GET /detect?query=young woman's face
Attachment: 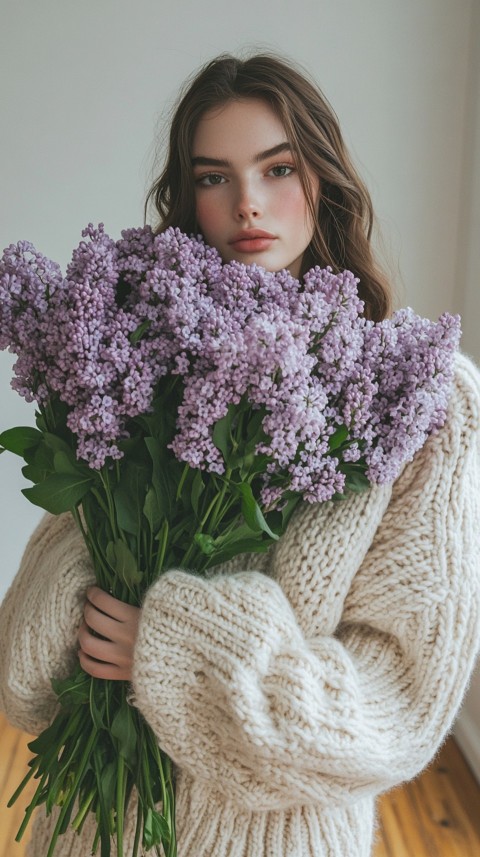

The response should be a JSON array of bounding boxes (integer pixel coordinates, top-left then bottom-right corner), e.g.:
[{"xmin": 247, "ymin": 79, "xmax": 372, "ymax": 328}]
[{"xmin": 192, "ymin": 98, "xmax": 320, "ymax": 278}]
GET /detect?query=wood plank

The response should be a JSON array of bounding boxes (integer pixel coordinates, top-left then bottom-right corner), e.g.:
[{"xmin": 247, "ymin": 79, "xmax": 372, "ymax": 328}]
[
  {"xmin": 0, "ymin": 716, "xmax": 37, "ymax": 857},
  {"xmin": 438, "ymin": 736, "xmax": 480, "ymax": 841},
  {"xmin": 373, "ymin": 737, "xmax": 480, "ymax": 857}
]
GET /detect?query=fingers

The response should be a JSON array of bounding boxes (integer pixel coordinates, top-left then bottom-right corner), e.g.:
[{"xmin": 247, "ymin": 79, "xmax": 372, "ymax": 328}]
[
  {"xmin": 78, "ymin": 621, "xmax": 123, "ymax": 664},
  {"xmin": 83, "ymin": 600, "xmax": 125, "ymax": 644},
  {"xmin": 86, "ymin": 586, "xmax": 132, "ymax": 622},
  {"xmin": 78, "ymin": 646, "xmax": 131, "ymax": 681},
  {"xmin": 78, "ymin": 620, "xmax": 133, "ymax": 680},
  {"xmin": 78, "ymin": 587, "xmax": 141, "ymax": 682}
]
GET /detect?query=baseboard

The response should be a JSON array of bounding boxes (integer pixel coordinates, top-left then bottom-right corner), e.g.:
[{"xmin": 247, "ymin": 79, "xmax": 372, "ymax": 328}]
[{"xmin": 453, "ymin": 712, "xmax": 480, "ymax": 785}]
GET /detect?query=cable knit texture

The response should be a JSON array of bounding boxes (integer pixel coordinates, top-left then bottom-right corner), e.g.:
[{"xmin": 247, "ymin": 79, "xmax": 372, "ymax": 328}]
[{"xmin": 1, "ymin": 352, "xmax": 480, "ymax": 857}]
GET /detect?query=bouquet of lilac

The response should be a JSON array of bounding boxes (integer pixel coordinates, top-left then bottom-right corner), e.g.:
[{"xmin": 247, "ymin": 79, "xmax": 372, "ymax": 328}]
[{"xmin": 0, "ymin": 224, "xmax": 461, "ymax": 857}]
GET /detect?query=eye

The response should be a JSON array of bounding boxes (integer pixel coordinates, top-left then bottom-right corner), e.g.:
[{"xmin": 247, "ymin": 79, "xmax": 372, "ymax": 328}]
[
  {"xmin": 268, "ymin": 164, "xmax": 295, "ymax": 178},
  {"xmin": 196, "ymin": 173, "xmax": 226, "ymax": 186}
]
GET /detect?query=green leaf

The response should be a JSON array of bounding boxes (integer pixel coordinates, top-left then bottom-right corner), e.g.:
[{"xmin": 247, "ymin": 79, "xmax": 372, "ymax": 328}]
[
  {"xmin": 105, "ymin": 539, "xmax": 142, "ymax": 590},
  {"xmin": 244, "ymin": 452, "xmax": 271, "ymax": 477},
  {"xmin": 27, "ymin": 714, "xmax": 69, "ymax": 756},
  {"xmin": 143, "ymin": 807, "xmax": 170, "ymax": 848},
  {"xmin": 93, "ymin": 752, "xmax": 116, "ymax": 842},
  {"xmin": 26, "ymin": 440, "xmax": 54, "ymax": 470},
  {"xmin": 234, "ymin": 482, "xmax": 279, "ymax": 540},
  {"xmin": 245, "ymin": 405, "xmax": 266, "ymax": 441},
  {"xmin": 21, "ymin": 463, "xmax": 48, "ymax": 484},
  {"xmin": 281, "ymin": 495, "xmax": 300, "ymax": 527},
  {"xmin": 110, "ymin": 698, "xmax": 137, "ymax": 768},
  {"xmin": 345, "ymin": 470, "xmax": 371, "ymax": 493},
  {"xmin": 328, "ymin": 425, "xmax": 349, "ymax": 451},
  {"xmin": 212, "ymin": 411, "xmax": 231, "ymax": 462},
  {"xmin": 129, "ymin": 319, "xmax": 151, "ymax": 344},
  {"xmin": 113, "ymin": 460, "xmax": 150, "ymax": 535},
  {"xmin": 205, "ymin": 538, "xmax": 273, "ymax": 569},
  {"xmin": 35, "ymin": 410, "xmax": 47, "ymax": 432},
  {"xmin": 89, "ymin": 680, "xmax": 106, "ymax": 731},
  {"xmin": 143, "ymin": 486, "xmax": 163, "ymax": 534},
  {"xmin": 190, "ymin": 469, "xmax": 205, "ymax": 519},
  {"xmin": 199, "ymin": 520, "xmax": 275, "ymax": 566},
  {"xmin": 212, "ymin": 521, "xmax": 262, "ymax": 547},
  {"xmin": 212, "ymin": 403, "xmax": 238, "ymax": 464},
  {"xmin": 22, "ymin": 472, "xmax": 94, "ymax": 514},
  {"xmin": 53, "ymin": 451, "xmax": 86, "ymax": 476},
  {"xmin": 236, "ymin": 450, "xmax": 256, "ymax": 479},
  {"xmin": 0, "ymin": 426, "xmax": 42, "ymax": 457},
  {"xmin": 113, "ymin": 486, "xmax": 138, "ymax": 535},
  {"xmin": 135, "ymin": 390, "xmax": 178, "ymax": 443},
  {"xmin": 45, "ymin": 770, "xmax": 68, "ymax": 815},
  {"xmin": 144, "ymin": 436, "xmax": 173, "ymax": 519},
  {"xmin": 262, "ymin": 494, "xmax": 300, "ymax": 536},
  {"xmin": 51, "ymin": 670, "xmax": 91, "ymax": 706},
  {"xmin": 42, "ymin": 432, "xmax": 75, "ymax": 456}
]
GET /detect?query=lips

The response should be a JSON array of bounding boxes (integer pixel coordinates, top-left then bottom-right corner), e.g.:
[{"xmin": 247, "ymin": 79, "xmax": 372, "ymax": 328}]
[
  {"xmin": 229, "ymin": 229, "xmax": 277, "ymax": 253},
  {"xmin": 231, "ymin": 238, "xmax": 276, "ymax": 253}
]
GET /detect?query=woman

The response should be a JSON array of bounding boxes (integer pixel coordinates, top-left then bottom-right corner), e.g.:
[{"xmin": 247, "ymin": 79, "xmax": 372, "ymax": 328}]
[{"xmin": 1, "ymin": 53, "xmax": 479, "ymax": 857}]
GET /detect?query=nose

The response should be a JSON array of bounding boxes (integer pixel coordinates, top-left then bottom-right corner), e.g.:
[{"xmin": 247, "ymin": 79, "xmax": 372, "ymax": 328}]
[{"xmin": 234, "ymin": 181, "xmax": 262, "ymax": 220}]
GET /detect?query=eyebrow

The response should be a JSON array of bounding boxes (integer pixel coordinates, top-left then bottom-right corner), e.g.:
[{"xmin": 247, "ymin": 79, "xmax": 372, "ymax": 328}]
[{"xmin": 191, "ymin": 141, "xmax": 293, "ymax": 168}]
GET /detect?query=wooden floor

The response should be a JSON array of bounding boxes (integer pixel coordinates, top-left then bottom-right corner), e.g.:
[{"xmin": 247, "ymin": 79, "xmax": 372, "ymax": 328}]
[{"xmin": 1, "ymin": 712, "xmax": 480, "ymax": 856}]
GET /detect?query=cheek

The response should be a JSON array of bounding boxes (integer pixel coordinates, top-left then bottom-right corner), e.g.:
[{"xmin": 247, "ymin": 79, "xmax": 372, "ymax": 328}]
[
  {"xmin": 276, "ymin": 183, "xmax": 313, "ymax": 231},
  {"xmin": 195, "ymin": 196, "xmax": 223, "ymax": 239}
]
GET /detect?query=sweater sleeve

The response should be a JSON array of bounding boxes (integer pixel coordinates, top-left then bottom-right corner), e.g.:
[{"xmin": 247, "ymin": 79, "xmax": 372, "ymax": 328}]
[
  {"xmin": 0, "ymin": 512, "xmax": 95, "ymax": 734},
  {"xmin": 131, "ymin": 352, "xmax": 480, "ymax": 811}
]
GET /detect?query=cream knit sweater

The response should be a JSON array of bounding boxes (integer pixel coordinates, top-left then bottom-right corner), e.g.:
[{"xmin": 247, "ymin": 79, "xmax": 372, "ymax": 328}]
[{"xmin": 1, "ymin": 352, "xmax": 480, "ymax": 857}]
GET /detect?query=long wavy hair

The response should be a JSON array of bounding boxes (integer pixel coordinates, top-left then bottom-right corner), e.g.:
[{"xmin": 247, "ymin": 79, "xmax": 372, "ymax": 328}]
[{"xmin": 145, "ymin": 53, "xmax": 393, "ymax": 321}]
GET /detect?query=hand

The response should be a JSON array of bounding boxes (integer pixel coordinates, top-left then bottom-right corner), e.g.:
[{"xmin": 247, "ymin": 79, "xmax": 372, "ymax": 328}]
[{"xmin": 78, "ymin": 586, "xmax": 141, "ymax": 681}]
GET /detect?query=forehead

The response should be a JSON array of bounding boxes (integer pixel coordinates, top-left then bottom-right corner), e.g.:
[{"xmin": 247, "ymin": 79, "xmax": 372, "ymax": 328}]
[{"xmin": 192, "ymin": 98, "xmax": 288, "ymax": 158}]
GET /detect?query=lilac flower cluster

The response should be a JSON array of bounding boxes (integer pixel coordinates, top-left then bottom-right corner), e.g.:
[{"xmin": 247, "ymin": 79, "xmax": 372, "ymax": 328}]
[
  {"xmin": 1, "ymin": 226, "xmax": 220, "ymax": 466},
  {"xmin": 0, "ymin": 225, "xmax": 461, "ymax": 502},
  {"xmin": 0, "ymin": 240, "xmax": 65, "ymax": 401},
  {"xmin": 357, "ymin": 309, "xmax": 461, "ymax": 483}
]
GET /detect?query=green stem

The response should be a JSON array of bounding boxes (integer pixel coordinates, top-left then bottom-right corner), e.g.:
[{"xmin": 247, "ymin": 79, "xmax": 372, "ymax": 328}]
[
  {"xmin": 205, "ymin": 468, "xmax": 232, "ymax": 534},
  {"xmin": 175, "ymin": 463, "xmax": 190, "ymax": 502},
  {"xmin": 91, "ymin": 488, "xmax": 111, "ymax": 519},
  {"xmin": 99, "ymin": 468, "xmax": 122, "ymax": 543},
  {"xmin": 14, "ymin": 771, "xmax": 49, "ymax": 842},
  {"xmin": 180, "ymin": 480, "xmax": 225, "ymax": 569},
  {"xmin": 146, "ymin": 735, "xmax": 177, "ymax": 856},
  {"xmin": 91, "ymin": 824, "xmax": 101, "ymax": 856},
  {"xmin": 44, "ymin": 400, "xmax": 56, "ymax": 433},
  {"xmin": 80, "ymin": 501, "xmax": 112, "ymax": 587},
  {"xmin": 71, "ymin": 505, "xmax": 90, "ymax": 550},
  {"xmin": 199, "ymin": 481, "xmax": 224, "ymax": 529},
  {"xmin": 141, "ymin": 728, "xmax": 160, "ymax": 808},
  {"xmin": 131, "ymin": 801, "xmax": 143, "ymax": 857},
  {"xmin": 45, "ymin": 726, "xmax": 99, "ymax": 857},
  {"xmin": 137, "ymin": 728, "xmax": 173, "ymax": 855},
  {"xmin": 71, "ymin": 788, "xmax": 95, "ymax": 831},
  {"xmin": 116, "ymin": 756, "xmax": 125, "ymax": 857},
  {"xmin": 7, "ymin": 756, "xmax": 41, "ymax": 807},
  {"xmin": 154, "ymin": 519, "xmax": 169, "ymax": 577},
  {"xmin": 72, "ymin": 505, "xmax": 112, "ymax": 582}
]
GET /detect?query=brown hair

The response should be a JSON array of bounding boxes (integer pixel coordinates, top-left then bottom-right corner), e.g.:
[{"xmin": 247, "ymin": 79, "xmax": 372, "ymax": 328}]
[{"xmin": 145, "ymin": 53, "xmax": 393, "ymax": 321}]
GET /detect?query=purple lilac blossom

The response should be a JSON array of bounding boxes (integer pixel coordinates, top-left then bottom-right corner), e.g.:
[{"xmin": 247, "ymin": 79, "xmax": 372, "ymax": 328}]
[
  {"xmin": 0, "ymin": 240, "xmax": 65, "ymax": 401},
  {"xmin": 359, "ymin": 308, "xmax": 461, "ymax": 482},
  {"xmin": 0, "ymin": 225, "xmax": 461, "ymax": 496}
]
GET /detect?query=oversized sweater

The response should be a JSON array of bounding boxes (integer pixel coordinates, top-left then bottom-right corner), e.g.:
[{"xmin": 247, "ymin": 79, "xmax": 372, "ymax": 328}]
[{"xmin": 1, "ymin": 351, "xmax": 480, "ymax": 857}]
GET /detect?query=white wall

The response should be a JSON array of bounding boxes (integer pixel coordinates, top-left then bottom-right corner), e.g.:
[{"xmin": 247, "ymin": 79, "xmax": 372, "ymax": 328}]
[{"xmin": 1, "ymin": 0, "xmax": 478, "ymax": 769}]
